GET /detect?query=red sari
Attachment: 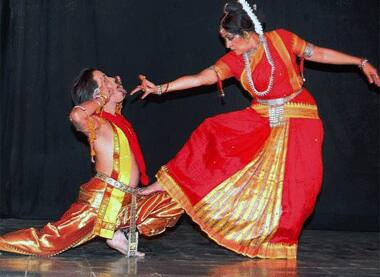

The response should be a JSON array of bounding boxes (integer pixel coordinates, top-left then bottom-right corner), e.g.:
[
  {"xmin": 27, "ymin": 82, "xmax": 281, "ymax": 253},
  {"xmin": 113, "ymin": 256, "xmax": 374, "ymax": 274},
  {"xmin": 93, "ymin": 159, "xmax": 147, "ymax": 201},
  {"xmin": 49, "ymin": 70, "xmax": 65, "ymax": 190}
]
[{"xmin": 157, "ymin": 29, "xmax": 323, "ymax": 259}]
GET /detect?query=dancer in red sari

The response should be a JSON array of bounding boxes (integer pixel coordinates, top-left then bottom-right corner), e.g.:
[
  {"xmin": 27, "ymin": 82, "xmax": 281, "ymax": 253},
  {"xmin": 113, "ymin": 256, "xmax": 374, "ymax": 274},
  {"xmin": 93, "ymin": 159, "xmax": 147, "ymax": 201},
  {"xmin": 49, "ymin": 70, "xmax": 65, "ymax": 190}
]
[
  {"xmin": 132, "ymin": 0, "xmax": 379, "ymax": 259},
  {"xmin": 0, "ymin": 69, "xmax": 183, "ymax": 257}
]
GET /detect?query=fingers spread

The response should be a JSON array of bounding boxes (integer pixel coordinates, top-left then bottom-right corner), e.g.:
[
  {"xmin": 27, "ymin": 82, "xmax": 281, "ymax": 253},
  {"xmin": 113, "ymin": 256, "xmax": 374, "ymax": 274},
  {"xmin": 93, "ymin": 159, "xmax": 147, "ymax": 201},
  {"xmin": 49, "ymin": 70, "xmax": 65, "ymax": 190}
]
[
  {"xmin": 130, "ymin": 86, "xmax": 141, "ymax": 95},
  {"xmin": 141, "ymin": 91, "xmax": 150, "ymax": 99}
]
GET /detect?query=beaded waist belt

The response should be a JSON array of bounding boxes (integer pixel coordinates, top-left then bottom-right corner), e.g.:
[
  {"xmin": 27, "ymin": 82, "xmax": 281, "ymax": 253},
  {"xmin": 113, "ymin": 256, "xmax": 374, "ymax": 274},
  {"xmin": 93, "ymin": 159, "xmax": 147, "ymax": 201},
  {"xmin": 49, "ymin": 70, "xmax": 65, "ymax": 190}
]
[
  {"xmin": 96, "ymin": 172, "xmax": 137, "ymax": 195},
  {"xmin": 254, "ymin": 89, "xmax": 304, "ymax": 128},
  {"xmin": 95, "ymin": 172, "xmax": 139, "ymax": 257},
  {"xmin": 256, "ymin": 88, "xmax": 303, "ymax": 107}
]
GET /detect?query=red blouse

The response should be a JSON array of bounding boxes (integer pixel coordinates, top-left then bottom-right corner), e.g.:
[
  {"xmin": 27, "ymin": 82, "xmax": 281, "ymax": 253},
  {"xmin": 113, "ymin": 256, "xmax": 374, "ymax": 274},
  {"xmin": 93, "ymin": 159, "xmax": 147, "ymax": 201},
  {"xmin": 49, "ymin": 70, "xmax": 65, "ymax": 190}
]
[{"xmin": 214, "ymin": 29, "xmax": 316, "ymax": 105}]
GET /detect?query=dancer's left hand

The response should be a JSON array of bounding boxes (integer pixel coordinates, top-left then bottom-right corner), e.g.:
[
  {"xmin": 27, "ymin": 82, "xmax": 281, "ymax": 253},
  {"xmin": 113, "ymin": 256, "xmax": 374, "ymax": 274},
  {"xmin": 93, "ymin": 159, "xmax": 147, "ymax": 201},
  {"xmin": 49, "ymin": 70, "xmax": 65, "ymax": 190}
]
[{"xmin": 130, "ymin": 75, "xmax": 159, "ymax": 99}]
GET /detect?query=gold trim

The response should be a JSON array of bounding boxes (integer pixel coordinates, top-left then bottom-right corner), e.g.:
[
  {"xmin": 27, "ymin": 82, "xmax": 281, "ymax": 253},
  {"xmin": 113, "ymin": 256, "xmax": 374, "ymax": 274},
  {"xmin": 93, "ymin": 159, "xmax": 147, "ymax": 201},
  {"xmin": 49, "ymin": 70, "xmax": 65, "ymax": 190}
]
[
  {"xmin": 267, "ymin": 31, "xmax": 303, "ymax": 91},
  {"xmin": 93, "ymin": 124, "xmax": 133, "ymax": 239},
  {"xmin": 98, "ymin": 188, "xmax": 125, "ymax": 238},
  {"xmin": 214, "ymin": 60, "xmax": 233, "ymax": 80},
  {"xmin": 252, "ymin": 102, "xmax": 319, "ymax": 119},
  {"xmin": 157, "ymin": 123, "xmax": 297, "ymax": 259},
  {"xmin": 256, "ymin": 242, "xmax": 297, "ymax": 259},
  {"xmin": 115, "ymin": 125, "xmax": 132, "ymax": 185},
  {"xmin": 157, "ymin": 167, "xmax": 194, "ymax": 213},
  {"xmin": 112, "ymin": 125, "xmax": 120, "ymax": 176},
  {"xmin": 292, "ymin": 33, "xmax": 307, "ymax": 57}
]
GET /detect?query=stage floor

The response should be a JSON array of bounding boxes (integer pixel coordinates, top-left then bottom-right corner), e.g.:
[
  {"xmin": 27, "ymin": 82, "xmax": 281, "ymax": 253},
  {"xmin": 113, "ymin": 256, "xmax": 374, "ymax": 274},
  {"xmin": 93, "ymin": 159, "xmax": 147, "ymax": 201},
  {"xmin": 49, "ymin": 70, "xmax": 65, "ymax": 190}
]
[{"xmin": 0, "ymin": 217, "xmax": 379, "ymax": 276}]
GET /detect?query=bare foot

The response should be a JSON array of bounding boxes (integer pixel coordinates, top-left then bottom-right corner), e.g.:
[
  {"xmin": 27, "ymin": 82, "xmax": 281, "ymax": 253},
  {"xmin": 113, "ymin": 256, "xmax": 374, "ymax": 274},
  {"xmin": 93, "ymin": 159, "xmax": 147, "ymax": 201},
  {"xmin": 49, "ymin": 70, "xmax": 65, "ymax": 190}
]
[
  {"xmin": 138, "ymin": 182, "xmax": 164, "ymax": 196},
  {"xmin": 106, "ymin": 230, "xmax": 145, "ymax": 257}
]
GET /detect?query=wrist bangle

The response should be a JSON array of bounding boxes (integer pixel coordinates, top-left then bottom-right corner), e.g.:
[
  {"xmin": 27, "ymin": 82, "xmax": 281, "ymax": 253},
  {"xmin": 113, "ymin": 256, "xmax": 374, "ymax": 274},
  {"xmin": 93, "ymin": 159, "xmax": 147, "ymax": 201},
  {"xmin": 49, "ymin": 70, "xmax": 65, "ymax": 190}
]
[
  {"xmin": 358, "ymin": 58, "xmax": 368, "ymax": 70},
  {"xmin": 101, "ymin": 94, "xmax": 109, "ymax": 102},
  {"xmin": 94, "ymin": 98, "xmax": 103, "ymax": 107},
  {"xmin": 164, "ymin": 83, "xmax": 170, "ymax": 93},
  {"xmin": 157, "ymin": 85, "xmax": 163, "ymax": 95},
  {"xmin": 94, "ymin": 97, "xmax": 104, "ymax": 106},
  {"xmin": 95, "ymin": 95, "xmax": 107, "ymax": 106}
]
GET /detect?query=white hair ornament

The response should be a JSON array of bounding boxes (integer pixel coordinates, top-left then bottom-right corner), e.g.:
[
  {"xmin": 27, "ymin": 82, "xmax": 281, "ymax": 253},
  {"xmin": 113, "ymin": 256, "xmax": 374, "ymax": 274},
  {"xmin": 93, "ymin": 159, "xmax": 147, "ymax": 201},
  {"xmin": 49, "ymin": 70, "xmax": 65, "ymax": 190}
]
[
  {"xmin": 236, "ymin": 0, "xmax": 276, "ymax": 97},
  {"xmin": 237, "ymin": 0, "xmax": 263, "ymax": 35}
]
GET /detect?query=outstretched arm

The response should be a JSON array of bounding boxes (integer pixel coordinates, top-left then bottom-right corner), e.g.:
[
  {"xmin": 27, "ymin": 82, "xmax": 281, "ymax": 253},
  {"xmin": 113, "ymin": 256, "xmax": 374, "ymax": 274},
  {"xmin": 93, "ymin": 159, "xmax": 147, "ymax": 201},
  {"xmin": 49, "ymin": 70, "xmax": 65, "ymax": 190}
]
[
  {"xmin": 306, "ymin": 46, "xmax": 380, "ymax": 86},
  {"xmin": 130, "ymin": 67, "xmax": 219, "ymax": 99}
]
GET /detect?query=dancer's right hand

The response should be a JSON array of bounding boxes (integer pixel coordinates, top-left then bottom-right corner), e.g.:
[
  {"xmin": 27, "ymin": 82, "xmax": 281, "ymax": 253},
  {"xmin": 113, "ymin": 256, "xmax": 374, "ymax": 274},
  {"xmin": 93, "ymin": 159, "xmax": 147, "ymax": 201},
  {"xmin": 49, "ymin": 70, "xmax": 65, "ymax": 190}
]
[
  {"xmin": 137, "ymin": 183, "xmax": 165, "ymax": 196},
  {"xmin": 130, "ymin": 74, "xmax": 158, "ymax": 99}
]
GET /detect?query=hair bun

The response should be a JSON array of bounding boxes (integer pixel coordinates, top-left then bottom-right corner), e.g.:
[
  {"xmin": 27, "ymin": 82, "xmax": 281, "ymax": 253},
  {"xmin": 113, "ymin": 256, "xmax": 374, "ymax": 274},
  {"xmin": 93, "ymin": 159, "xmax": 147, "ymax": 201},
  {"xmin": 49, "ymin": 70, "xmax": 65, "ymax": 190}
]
[{"xmin": 224, "ymin": 1, "xmax": 243, "ymax": 14}]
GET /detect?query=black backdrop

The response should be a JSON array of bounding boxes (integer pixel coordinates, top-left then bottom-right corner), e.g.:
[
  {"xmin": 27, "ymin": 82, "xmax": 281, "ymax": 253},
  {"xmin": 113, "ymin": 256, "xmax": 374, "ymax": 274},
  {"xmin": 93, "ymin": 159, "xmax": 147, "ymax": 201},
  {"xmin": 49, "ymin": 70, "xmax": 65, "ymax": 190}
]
[{"xmin": 0, "ymin": 0, "xmax": 378, "ymax": 231}]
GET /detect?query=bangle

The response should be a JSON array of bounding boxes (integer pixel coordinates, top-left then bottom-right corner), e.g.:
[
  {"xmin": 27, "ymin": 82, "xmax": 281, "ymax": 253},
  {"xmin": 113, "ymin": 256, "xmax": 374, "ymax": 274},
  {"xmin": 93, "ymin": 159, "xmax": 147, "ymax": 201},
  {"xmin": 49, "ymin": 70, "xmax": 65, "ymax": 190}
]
[
  {"xmin": 358, "ymin": 58, "xmax": 368, "ymax": 70},
  {"xmin": 164, "ymin": 83, "xmax": 170, "ymax": 93},
  {"xmin": 73, "ymin": 105, "xmax": 90, "ymax": 116},
  {"xmin": 94, "ymin": 98, "xmax": 103, "ymax": 107},
  {"xmin": 94, "ymin": 97, "xmax": 104, "ymax": 106},
  {"xmin": 157, "ymin": 85, "xmax": 163, "ymax": 95},
  {"xmin": 95, "ymin": 94, "xmax": 108, "ymax": 106},
  {"xmin": 100, "ymin": 94, "xmax": 109, "ymax": 102},
  {"xmin": 156, "ymin": 83, "xmax": 169, "ymax": 95},
  {"xmin": 303, "ymin": 43, "xmax": 315, "ymax": 58}
]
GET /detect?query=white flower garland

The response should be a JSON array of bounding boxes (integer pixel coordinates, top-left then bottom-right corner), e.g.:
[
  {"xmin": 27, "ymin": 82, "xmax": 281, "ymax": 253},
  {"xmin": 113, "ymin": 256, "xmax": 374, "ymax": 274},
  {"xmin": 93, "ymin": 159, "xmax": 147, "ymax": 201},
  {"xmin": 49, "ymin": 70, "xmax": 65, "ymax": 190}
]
[
  {"xmin": 238, "ymin": 0, "xmax": 263, "ymax": 35},
  {"xmin": 238, "ymin": 0, "xmax": 275, "ymax": 97}
]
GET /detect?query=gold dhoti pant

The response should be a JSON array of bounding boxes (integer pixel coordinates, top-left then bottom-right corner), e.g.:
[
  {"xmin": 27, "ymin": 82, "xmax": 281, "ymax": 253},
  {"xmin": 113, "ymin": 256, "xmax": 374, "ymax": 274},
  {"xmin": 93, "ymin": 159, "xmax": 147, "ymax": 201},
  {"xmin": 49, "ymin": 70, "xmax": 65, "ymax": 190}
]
[{"xmin": 0, "ymin": 177, "xmax": 183, "ymax": 257}]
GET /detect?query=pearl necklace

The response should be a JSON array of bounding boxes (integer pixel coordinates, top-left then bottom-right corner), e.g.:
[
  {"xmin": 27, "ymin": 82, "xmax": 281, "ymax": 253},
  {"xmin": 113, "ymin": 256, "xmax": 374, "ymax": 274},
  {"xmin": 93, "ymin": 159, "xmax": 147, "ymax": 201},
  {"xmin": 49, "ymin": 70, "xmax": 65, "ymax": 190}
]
[{"xmin": 242, "ymin": 36, "xmax": 275, "ymax": 97}]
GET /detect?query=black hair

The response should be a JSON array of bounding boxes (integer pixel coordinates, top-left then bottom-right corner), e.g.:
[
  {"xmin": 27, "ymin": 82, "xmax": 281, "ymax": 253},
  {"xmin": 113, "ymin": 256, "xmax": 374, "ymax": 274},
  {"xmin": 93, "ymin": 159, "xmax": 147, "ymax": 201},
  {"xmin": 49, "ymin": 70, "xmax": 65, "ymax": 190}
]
[
  {"xmin": 71, "ymin": 68, "xmax": 98, "ymax": 105},
  {"xmin": 220, "ymin": 1, "xmax": 265, "ymax": 36}
]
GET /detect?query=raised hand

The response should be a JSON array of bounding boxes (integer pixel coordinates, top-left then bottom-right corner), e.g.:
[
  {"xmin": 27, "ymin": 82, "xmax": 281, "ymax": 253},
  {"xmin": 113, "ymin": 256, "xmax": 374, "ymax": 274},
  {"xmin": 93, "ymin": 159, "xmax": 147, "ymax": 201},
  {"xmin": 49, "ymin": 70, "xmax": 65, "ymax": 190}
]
[{"xmin": 130, "ymin": 74, "xmax": 159, "ymax": 99}]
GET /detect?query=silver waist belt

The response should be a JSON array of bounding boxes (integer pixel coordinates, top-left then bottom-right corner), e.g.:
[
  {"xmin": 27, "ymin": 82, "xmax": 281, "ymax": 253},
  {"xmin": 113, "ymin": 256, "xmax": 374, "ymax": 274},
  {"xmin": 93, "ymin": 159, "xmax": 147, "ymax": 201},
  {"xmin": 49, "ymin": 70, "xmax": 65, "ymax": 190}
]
[
  {"xmin": 256, "ymin": 88, "xmax": 303, "ymax": 106},
  {"xmin": 95, "ymin": 172, "xmax": 137, "ymax": 195},
  {"xmin": 256, "ymin": 88, "xmax": 303, "ymax": 128}
]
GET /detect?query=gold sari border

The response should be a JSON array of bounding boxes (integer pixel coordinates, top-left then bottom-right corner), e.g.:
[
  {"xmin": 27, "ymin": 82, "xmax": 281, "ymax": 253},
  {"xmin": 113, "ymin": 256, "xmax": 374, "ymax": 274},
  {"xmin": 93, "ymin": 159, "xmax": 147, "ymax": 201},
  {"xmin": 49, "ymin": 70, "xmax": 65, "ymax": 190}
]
[
  {"xmin": 156, "ymin": 166, "xmax": 194, "ymax": 214},
  {"xmin": 214, "ymin": 60, "xmax": 233, "ymax": 80},
  {"xmin": 292, "ymin": 33, "xmax": 307, "ymax": 57},
  {"xmin": 267, "ymin": 31, "xmax": 304, "ymax": 91},
  {"xmin": 257, "ymin": 242, "xmax": 297, "ymax": 259},
  {"xmin": 156, "ymin": 166, "xmax": 297, "ymax": 259}
]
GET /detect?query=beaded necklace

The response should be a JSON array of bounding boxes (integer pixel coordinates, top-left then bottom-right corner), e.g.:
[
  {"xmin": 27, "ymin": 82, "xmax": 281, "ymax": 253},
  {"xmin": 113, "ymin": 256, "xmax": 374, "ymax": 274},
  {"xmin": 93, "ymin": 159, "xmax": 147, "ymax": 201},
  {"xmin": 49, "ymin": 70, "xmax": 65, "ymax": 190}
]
[{"xmin": 242, "ymin": 35, "xmax": 275, "ymax": 97}]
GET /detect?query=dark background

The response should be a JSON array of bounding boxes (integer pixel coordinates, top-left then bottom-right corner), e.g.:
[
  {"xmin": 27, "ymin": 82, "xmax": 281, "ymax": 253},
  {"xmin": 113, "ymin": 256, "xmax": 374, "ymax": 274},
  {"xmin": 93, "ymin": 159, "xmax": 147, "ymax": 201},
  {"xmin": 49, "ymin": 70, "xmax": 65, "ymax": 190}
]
[{"xmin": 0, "ymin": 0, "xmax": 378, "ymax": 231}]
